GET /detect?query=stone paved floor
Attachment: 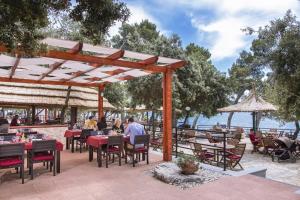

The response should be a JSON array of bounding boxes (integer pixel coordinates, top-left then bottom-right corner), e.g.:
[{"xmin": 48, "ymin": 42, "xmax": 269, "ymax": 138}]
[
  {"xmin": 241, "ymin": 139, "xmax": 300, "ymax": 187},
  {"xmin": 0, "ymin": 150, "xmax": 299, "ymax": 200}
]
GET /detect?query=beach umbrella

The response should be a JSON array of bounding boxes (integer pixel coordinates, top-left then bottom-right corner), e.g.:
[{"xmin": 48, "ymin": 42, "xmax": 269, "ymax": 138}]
[{"xmin": 217, "ymin": 90, "xmax": 277, "ymax": 132}]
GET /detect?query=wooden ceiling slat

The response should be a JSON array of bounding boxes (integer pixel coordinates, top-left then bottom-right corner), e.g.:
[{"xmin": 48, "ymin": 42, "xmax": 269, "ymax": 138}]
[{"xmin": 38, "ymin": 42, "xmax": 83, "ymax": 81}]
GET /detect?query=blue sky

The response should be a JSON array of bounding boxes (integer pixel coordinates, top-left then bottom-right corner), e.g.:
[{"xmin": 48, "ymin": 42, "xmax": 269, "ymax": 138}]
[{"xmin": 109, "ymin": 0, "xmax": 300, "ymax": 73}]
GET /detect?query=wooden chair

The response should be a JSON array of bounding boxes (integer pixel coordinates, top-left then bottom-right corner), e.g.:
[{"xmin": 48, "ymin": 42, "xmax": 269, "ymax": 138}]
[
  {"xmin": 104, "ymin": 135, "xmax": 123, "ymax": 168},
  {"xmin": 150, "ymin": 137, "xmax": 162, "ymax": 151},
  {"xmin": 0, "ymin": 143, "xmax": 25, "ymax": 184},
  {"xmin": 227, "ymin": 138, "xmax": 240, "ymax": 147},
  {"xmin": 74, "ymin": 129, "xmax": 92, "ymax": 153},
  {"xmin": 191, "ymin": 143, "xmax": 214, "ymax": 164},
  {"xmin": 205, "ymin": 132, "xmax": 220, "ymax": 143},
  {"xmin": 0, "ymin": 133, "xmax": 17, "ymax": 141},
  {"xmin": 262, "ymin": 136, "xmax": 278, "ymax": 155},
  {"xmin": 225, "ymin": 143, "xmax": 246, "ymax": 169},
  {"xmin": 29, "ymin": 140, "xmax": 56, "ymax": 180},
  {"xmin": 125, "ymin": 134, "xmax": 150, "ymax": 167}
]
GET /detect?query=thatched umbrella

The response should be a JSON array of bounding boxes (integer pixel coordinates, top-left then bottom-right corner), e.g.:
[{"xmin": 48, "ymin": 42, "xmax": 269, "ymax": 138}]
[{"xmin": 217, "ymin": 90, "xmax": 277, "ymax": 132}]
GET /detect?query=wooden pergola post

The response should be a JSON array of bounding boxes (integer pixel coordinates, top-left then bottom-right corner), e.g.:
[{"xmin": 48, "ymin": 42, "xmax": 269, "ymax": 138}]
[
  {"xmin": 162, "ymin": 69, "xmax": 173, "ymax": 161},
  {"xmin": 31, "ymin": 105, "xmax": 36, "ymax": 125},
  {"xmin": 98, "ymin": 85, "xmax": 105, "ymax": 120}
]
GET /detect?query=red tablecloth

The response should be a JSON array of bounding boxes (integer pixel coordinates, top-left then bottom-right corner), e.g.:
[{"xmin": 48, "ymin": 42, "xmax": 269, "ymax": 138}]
[
  {"xmin": 24, "ymin": 141, "xmax": 64, "ymax": 151},
  {"xmin": 64, "ymin": 130, "xmax": 82, "ymax": 138},
  {"xmin": 87, "ymin": 135, "xmax": 130, "ymax": 148}
]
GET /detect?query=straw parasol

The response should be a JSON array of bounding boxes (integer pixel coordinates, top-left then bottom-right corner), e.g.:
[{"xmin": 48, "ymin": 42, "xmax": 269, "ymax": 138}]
[
  {"xmin": 0, "ymin": 82, "xmax": 115, "ymax": 110},
  {"xmin": 217, "ymin": 90, "xmax": 277, "ymax": 132}
]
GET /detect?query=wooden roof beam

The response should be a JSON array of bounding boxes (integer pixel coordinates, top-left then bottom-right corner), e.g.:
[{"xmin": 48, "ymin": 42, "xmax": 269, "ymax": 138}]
[
  {"xmin": 138, "ymin": 56, "xmax": 158, "ymax": 65},
  {"xmin": 9, "ymin": 55, "xmax": 21, "ymax": 79},
  {"xmin": 38, "ymin": 42, "xmax": 83, "ymax": 81},
  {"xmin": 43, "ymin": 50, "xmax": 166, "ymax": 73},
  {"xmin": 62, "ymin": 49, "xmax": 125, "ymax": 82},
  {"xmin": 168, "ymin": 60, "xmax": 186, "ymax": 70}
]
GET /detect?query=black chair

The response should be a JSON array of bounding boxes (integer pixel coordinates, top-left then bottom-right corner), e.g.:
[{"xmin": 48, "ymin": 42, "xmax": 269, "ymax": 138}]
[
  {"xmin": 0, "ymin": 143, "xmax": 25, "ymax": 184},
  {"xmin": 74, "ymin": 129, "xmax": 93, "ymax": 153},
  {"xmin": 104, "ymin": 135, "xmax": 123, "ymax": 168},
  {"xmin": 125, "ymin": 134, "xmax": 150, "ymax": 167},
  {"xmin": 24, "ymin": 131, "xmax": 38, "ymax": 137},
  {"xmin": 29, "ymin": 140, "xmax": 56, "ymax": 180},
  {"xmin": 103, "ymin": 128, "xmax": 111, "ymax": 135}
]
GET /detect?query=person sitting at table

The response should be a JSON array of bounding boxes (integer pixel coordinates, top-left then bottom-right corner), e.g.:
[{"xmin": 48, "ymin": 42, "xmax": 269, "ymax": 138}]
[
  {"xmin": 97, "ymin": 116, "xmax": 107, "ymax": 131},
  {"xmin": 10, "ymin": 115, "xmax": 19, "ymax": 126},
  {"xmin": 112, "ymin": 118, "xmax": 124, "ymax": 134},
  {"xmin": 84, "ymin": 116, "xmax": 97, "ymax": 130},
  {"xmin": 124, "ymin": 117, "xmax": 145, "ymax": 163},
  {"xmin": 125, "ymin": 117, "xmax": 145, "ymax": 149}
]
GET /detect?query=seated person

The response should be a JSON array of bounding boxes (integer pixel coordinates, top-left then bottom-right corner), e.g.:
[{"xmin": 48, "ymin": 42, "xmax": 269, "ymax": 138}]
[
  {"xmin": 125, "ymin": 117, "xmax": 145, "ymax": 149},
  {"xmin": 84, "ymin": 116, "xmax": 97, "ymax": 130},
  {"xmin": 10, "ymin": 115, "xmax": 19, "ymax": 126},
  {"xmin": 97, "ymin": 116, "xmax": 107, "ymax": 131},
  {"xmin": 112, "ymin": 118, "xmax": 124, "ymax": 134},
  {"xmin": 0, "ymin": 116, "xmax": 9, "ymax": 133}
]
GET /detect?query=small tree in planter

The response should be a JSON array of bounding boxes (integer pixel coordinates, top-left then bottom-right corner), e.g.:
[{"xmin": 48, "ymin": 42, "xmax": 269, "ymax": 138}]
[{"xmin": 177, "ymin": 155, "xmax": 199, "ymax": 175}]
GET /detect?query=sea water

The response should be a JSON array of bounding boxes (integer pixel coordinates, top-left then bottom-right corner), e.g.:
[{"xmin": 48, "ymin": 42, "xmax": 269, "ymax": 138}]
[{"xmin": 180, "ymin": 112, "xmax": 295, "ymax": 130}]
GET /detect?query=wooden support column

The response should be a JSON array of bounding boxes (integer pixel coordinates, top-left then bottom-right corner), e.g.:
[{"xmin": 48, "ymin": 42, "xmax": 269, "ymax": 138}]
[
  {"xmin": 162, "ymin": 69, "xmax": 173, "ymax": 161},
  {"xmin": 70, "ymin": 107, "xmax": 78, "ymax": 127},
  {"xmin": 31, "ymin": 105, "xmax": 36, "ymax": 125},
  {"xmin": 45, "ymin": 108, "xmax": 48, "ymax": 122},
  {"xmin": 98, "ymin": 85, "xmax": 105, "ymax": 120}
]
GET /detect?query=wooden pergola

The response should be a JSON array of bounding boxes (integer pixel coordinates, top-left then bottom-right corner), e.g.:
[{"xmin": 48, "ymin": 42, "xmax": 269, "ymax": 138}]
[{"xmin": 0, "ymin": 38, "xmax": 186, "ymax": 161}]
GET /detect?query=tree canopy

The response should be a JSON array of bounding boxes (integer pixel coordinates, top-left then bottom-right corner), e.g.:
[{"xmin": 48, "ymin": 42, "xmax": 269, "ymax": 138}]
[
  {"xmin": 112, "ymin": 20, "xmax": 229, "ymax": 118},
  {"xmin": 0, "ymin": 0, "xmax": 130, "ymax": 54}
]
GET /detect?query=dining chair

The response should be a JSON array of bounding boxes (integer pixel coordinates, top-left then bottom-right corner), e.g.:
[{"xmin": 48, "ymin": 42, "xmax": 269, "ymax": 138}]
[
  {"xmin": 125, "ymin": 134, "xmax": 150, "ymax": 167},
  {"xmin": 104, "ymin": 135, "xmax": 123, "ymax": 168},
  {"xmin": 225, "ymin": 143, "xmax": 246, "ymax": 169},
  {"xmin": 74, "ymin": 129, "xmax": 92, "ymax": 153},
  {"xmin": 191, "ymin": 143, "xmax": 214, "ymax": 164},
  {"xmin": 29, "ymin": 140, "xmax": 56, "ymax": 180},
  {"xmin": 0, "ymin": 143, "xmax": 25, "ymax": 184}
]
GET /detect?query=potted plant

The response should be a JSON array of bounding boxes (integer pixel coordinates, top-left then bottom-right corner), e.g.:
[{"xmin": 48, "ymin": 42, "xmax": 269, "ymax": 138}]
[{"xmin": 177, "ymin": 155, "xmax": 199, "ymax": 175}]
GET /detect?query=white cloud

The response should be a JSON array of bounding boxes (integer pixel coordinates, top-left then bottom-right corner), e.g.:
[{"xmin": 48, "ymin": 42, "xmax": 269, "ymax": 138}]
[
  {"xmin": 162, "ymin": 0, "xmax": 300, "ymax": 60},
  {"xmin": 108, "ymin": 4, "xmax": 163, "ymax": 37}
]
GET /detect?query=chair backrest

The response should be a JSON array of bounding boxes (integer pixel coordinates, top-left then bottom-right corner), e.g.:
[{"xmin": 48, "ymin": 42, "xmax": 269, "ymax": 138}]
[
  {"xmin": 233, "ymin": 132, "xmax": 242, "ymax": 140},
  {"xmin": 81, "ymin": 129, "xmax": 93, "ymax": 138},
  {"xmin": 32, "ymin": 140, "xmax": 56, "ymax": 153},
  {"xmin": 205, "ymin": 132, "xmax": 215, "ymax": 143},
  {"xmin": 262, "ymin": 136, "xmax": 274, "ymax": 147},
  {"xmin": 0, "ymin": 143, "xmax": 24, "ymax": 158},
  {"xmin": 90, "ymin": 131, "xmax": 99, "ymax": 136},
  {"xmin": 227, "ymin": 139, "xmax": 239, "ymax": 147},
  {"xmin": 234, "ymin": 143, "xmax": 246, "ymax": 156},
  {"xmin": 24, "ymin": 131, "xmax": 38, "ymax": 137},
  {"xmin": 0, "ymin": 124, "xmax": 9, "ymax": 133},
  {"xmin": 107, "ymin": 135, "xmax": 123, "ymax": 146},
  {"xmin": 193, "ymin": 143, "xmax": 203, "ymax": 152},
  {"xmin": 134, "ymin": 134, "xmax": 150, "ymax": 146},
  {"xmin": 184, "ymin": 130, "xmax": 196, "ymax": 138},
  {"xmin": 102, "ymin": 128, "xmax": 111, "ymax": 135}
]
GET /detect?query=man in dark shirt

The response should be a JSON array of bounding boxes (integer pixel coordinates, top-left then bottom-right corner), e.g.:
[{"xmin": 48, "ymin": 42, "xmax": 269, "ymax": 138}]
[{"xmin": 10, "ymin": 115, "xmax": 19, "ymax": 126}]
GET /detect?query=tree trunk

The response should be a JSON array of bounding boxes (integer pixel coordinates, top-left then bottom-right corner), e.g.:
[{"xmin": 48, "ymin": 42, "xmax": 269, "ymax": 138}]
[
  {"xmin": 293, "ymin": 120, "xmax": 299, "ymax": 139},
  {"xmin": 60, "ymin": 86, "xmax": 72, "ymax": 124},
  {"xmin": 227, "ymin": 91, "xmax": 244, "ymax": 128},
  {"xmin": 192, "ymin": 114, "xmax": 200, "ymax": 129}
]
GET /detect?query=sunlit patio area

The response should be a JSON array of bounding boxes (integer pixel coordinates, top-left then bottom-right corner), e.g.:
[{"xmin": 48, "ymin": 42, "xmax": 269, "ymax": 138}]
[{"xmin": 0, "ymin": 150, "xmax": 299, "ymax": 200}]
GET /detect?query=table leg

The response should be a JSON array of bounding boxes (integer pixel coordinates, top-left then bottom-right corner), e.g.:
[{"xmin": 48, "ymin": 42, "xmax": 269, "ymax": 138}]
[
  {"xmin": 98, "ymin": 146, "xmax": 102, "ymax": 167},
  {"xmin": 89, "ymin": 145, "xmax": 93, "ymax": 162},
  {"xmin": 71, "ymin": 137, "xmax": 75, "ymax": 153},
  {"xmin": 57, "ymin": 151, "xmax": 61, "ymax": 173},
  {"xmin": 66, "ymin": 137, "xmax": 70, "ymax": 150}
]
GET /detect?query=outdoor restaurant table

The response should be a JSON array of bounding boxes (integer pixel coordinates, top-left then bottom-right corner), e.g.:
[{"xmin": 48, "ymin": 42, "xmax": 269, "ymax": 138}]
[
  {"xmin": 87, "ymin": 135, "xmax": 130, "ymax": 167},
  {"xmin": 199, "ymin": 143, "xmax": 235, "ymax": 167},
  {"xmin": 64, "ymin": 129, "xmax": 82, "ymax": 153}
]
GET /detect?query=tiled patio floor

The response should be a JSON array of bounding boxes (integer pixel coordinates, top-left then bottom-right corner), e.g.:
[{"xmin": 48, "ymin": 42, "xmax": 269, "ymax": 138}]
[{"xmin": 0, "ymin": 150, "xmax": 299, "ymax": 200}]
